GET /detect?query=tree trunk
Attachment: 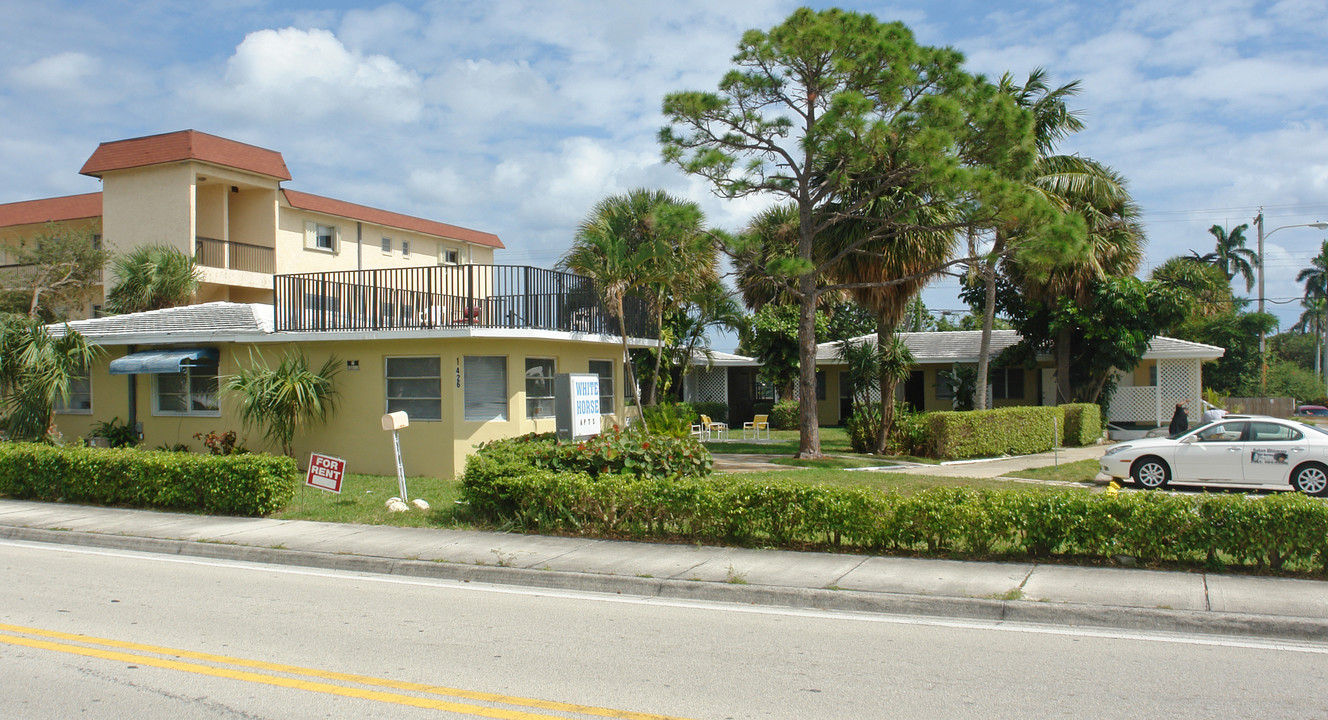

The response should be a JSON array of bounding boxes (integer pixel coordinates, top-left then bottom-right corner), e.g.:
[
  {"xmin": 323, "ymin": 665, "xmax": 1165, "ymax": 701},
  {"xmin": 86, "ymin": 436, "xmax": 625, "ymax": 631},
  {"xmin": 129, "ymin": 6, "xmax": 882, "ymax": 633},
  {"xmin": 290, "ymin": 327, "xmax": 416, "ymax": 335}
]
[
  {"xmin": 1056, "ymin": 326, "xmax": 1072, "ymax": 404},
  {"xmin": 618, "ymin": 298, "xmax": 648, "ymax": 432},
  {"xmin": 873, "ymin": 313, "xmax": 891, "ymax": 455},
  {"xmin": 796, "ymin": 279, "xmax": 822, "ymax": 459},
  {"xmin": 974, "ymin": 256, "xmax": 998, "ymax": 411}
]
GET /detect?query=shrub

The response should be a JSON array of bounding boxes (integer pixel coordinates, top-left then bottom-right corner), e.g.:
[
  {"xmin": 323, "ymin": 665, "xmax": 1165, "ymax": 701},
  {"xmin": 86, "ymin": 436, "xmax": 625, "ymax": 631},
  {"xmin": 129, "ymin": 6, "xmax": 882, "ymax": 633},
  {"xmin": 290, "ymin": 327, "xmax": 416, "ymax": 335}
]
[
  {"xmin": 846, "ymin": 402, "xmax": 880, "ymax": 453},
  {"xmin": 464, "ymin": 426, "xmax": 712, "ymax": 485},
  {"xmin": 769, "ymin": 400, "xmax": 800, "ymax": 430},
  {"xmin": 91, "ymin": 417, "xmax": 139, "ymax": 448},
  {"xmin": 641, "ymin": 402, "xmax": 695, "ymax": 438},
  {"xmin": 928, "ymin": 406, "xmax": 1063, "ymax": 459},
  {"xmin": 0, "ymin": 442, "xmax": 296, "ymax": 516},
  {"xmin": 887, "ymin": 404, "xmax": 930, "ymax": 456},
  {"xmin": 460, "ymin": 465, "xmax": 1328, "ymax": 574},
  {"xmin": 1060, "ymin": 404, "xmax": 1102, "ymax": 447},
  {"xmin": 691, "ymin": 401, "xmax": 729, "ymax": 426}
]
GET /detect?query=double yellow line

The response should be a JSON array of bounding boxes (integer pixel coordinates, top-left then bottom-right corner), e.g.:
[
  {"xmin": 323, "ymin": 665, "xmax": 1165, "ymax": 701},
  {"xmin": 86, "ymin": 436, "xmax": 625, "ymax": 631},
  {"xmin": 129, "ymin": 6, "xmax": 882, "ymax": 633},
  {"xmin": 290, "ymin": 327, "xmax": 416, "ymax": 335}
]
[{"xmin": 0, "ymin": 623, "xmax": 693, "ymax": 719}]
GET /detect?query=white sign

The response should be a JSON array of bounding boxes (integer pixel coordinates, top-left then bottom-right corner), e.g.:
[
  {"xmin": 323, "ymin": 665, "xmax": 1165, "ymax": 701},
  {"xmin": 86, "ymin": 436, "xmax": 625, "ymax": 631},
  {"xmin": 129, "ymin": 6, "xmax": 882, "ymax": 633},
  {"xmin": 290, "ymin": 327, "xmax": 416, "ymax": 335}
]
[
  {"xmin": 305, "ymin": 453, "xmax": 346, "ymax": 493},
  {"xmin": 572, "ymin": 374, "xmax": 601, "ymax": 438}
]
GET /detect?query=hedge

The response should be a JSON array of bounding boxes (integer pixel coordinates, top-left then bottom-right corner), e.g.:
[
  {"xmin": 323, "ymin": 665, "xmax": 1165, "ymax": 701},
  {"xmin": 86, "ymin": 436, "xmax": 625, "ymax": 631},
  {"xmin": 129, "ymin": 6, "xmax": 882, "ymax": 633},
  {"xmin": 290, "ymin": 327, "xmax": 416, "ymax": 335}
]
[
  {"xmin": 1061, "ymin": 403, "xmax": 1102, "ymax": 447},
  {"xmin": 0, "ymin": 443, "xmax": 298, "ymax": 516},
  {"xmin": 461, "ymin": 468, "xmax": 1328, "ymax": 573},
  {"xmin": 928, "ymin": 406, "xmax": 1063, "ymax": 459}
]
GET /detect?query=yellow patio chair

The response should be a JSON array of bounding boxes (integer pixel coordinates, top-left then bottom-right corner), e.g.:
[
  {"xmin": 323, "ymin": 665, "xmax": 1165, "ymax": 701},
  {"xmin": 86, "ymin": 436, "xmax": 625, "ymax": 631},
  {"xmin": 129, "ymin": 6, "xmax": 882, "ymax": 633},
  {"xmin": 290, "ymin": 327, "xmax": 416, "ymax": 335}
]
[
  {"xmin": 743, "ymin": 414, "xmax": 770, "ymax": 440},
  {"xmin": 700, "ymin": 414, "xmax": 728, "ymax": 441}
]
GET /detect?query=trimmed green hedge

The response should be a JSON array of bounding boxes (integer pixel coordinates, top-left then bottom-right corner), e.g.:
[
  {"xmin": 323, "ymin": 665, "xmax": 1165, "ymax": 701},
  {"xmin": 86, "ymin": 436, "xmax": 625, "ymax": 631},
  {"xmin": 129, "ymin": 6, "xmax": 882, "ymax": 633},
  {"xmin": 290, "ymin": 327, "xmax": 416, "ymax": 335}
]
[
  {"xmin": 466, "ymin": 428, "xmax": 712, "ymax": 484},
  {"xmin": 0, "ymin": 443, "xmax": 297, "ymax": 516},
  {"xmin": 1061, "ymin": 403, "xmax": 1102, "ymax": 447},
  {"xmin": 929, "ymin": 406, "xmax": 1063, "ymax": 459},
  {"xmin": 460, "ymin": 468, "xmax": 1328, "ymax": 573}
]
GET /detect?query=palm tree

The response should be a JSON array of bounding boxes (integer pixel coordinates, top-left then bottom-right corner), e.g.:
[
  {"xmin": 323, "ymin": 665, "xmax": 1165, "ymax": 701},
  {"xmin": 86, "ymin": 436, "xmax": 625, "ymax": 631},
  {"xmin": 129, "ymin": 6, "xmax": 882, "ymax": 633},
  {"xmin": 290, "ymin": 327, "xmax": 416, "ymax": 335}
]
[
  {"xmin": 0, "ymin": 316, "xmax": 101, "ymax": 441},
  {"xmin": 1297, "ymin": 240, "xmax": 1328, "ymax": 303},
  {"xmin": 1150, "ymin": 256, "xmax": 1236, "ymax": 320},
  {"xmin": 1197, "ymin": 224, "xmax": 1257, "ymax": 292},
  {"xmin": 1293, "ymin": 297, "xmax": 1327, "ymax": 379},
  {"xmin": 225, "ymin": 350, "xmax": 341, "ymax": 458},
  {"xmin": 1008, "ymin": 160, "xmax": 1146, "ymax": 403},
  {"xmin": 104, "ymin": 244, "xmax": 200, "ymax": 314},
  {"xmin": 973, "ymin": 70, "xmax": 1128, "ymax": 408},
  {"xmin": 1297, "ymin": 240, "xmax": 1328, "ymax": 381},
  {"xmin": 560, "ymin": 189, "xmax": 707, "ymax": 417}
]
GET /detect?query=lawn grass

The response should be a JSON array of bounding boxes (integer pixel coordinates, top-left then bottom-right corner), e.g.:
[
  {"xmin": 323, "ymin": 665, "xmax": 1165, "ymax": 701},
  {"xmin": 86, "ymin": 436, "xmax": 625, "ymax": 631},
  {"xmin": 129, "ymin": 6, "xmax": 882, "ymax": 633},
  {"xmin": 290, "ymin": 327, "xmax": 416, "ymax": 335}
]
[
  {"xmin": 706, "ymin": 427, "xmax": 853, "ymax": 455},
  {"xmin": 273, "ymin": 473, "xmax": 471, "ymax": 527},
  {"xmin": 1002, "ymin": 458, "xmax": 1103, "ymax": 484}
]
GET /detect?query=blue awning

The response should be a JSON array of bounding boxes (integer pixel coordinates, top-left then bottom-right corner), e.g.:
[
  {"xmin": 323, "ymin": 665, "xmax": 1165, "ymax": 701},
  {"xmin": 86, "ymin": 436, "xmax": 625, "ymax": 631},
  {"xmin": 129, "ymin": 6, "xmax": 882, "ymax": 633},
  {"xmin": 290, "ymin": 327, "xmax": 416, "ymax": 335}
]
[{"xmin": 109, "ymin": 348, "xmax": 219, "ymax": 375}]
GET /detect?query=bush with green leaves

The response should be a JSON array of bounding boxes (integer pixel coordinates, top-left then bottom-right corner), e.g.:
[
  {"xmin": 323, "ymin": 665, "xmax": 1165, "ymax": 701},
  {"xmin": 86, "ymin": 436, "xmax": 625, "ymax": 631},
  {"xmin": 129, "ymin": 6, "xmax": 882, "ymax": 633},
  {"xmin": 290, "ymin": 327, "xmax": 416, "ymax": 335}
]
[
  {"xmin": 690, "ymin": 401, "xmax": 728, "ymax": 426},
  {"xmin": 91, "ymin": 417, "xmax": 140, "ymax": 448},
  {"xmin": 769, "ymin": 399, "xmax": 799, "ymax": 430},
  {"xmin": 464, "ymin": 426, "xmax": 712, "ymax": 485},
  {"xmin": 1060, "ymin": 404, "xmax": 1102, "ymax": 447},
  {"xmin": 928, "ymin": 406, "xmax": 1063, "ymax": 459},
  {"xmin": 887, "ymin": 404, "xmax": 930, "ymax": 456},
  {"xmin": 0, "ymin": 442, "xmax": 296, "ymax": 516},
  {"xmin": 640, "ymin": 402, "xmax": 695, "ymax": 438},
  {"xmin": 845, "ymin": 402, "xmax": 880, "ymax": 453},
  {"xmin": 460, "ymin": 466, "xmax": 1328, "ymax": 573}
]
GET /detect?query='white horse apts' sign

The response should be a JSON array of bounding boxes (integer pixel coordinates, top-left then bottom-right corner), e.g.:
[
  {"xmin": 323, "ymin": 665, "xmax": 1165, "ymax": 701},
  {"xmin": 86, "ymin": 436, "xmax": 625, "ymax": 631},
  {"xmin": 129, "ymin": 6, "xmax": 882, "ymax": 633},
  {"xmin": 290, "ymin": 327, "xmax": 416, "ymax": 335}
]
[{"xmin": 555, "ymin": 373, "xmax": 602, "ymax": 440}]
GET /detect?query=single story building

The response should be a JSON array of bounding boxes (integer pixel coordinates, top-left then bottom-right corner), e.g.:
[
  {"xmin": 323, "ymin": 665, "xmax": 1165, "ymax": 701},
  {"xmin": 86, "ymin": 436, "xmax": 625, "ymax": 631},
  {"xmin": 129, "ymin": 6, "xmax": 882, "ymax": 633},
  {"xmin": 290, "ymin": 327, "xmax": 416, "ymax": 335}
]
[{"xmin": 683, "ymin": 330, "xmax": 1225, "ymax": 429}]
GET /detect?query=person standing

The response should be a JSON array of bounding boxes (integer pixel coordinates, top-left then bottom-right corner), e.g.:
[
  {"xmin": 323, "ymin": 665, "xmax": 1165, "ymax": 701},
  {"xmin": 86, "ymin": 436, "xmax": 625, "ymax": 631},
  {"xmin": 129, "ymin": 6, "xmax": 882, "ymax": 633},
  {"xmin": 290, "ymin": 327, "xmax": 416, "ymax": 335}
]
[
  {"xmin": 1168, "ymin": 401, "xmax": 1189, "ymax": 436},
  {"xmin": 1201, "ymin": 405, "xmax": 1227, "ymax": 426}
]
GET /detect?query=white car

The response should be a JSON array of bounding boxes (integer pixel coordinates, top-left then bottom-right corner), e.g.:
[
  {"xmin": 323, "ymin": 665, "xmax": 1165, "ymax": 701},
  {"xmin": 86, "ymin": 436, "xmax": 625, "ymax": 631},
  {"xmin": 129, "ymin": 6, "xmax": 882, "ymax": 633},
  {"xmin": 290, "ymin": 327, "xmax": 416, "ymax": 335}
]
[{"xmin": 1100, "ymin": 416, "xmax": 1328, "ymax": 496}]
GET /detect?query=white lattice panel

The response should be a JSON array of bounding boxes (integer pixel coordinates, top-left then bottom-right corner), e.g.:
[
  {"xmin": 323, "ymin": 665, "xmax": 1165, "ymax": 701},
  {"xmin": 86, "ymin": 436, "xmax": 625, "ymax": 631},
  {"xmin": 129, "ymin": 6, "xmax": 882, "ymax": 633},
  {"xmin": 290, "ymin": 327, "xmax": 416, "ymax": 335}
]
[
  {"xmin": 1109, "ymin": 386, "xmax": 1157, "ymax": 422},
  {"xmin": 692, "ymin": 367, "xmax": 728, "ymax": 403}
]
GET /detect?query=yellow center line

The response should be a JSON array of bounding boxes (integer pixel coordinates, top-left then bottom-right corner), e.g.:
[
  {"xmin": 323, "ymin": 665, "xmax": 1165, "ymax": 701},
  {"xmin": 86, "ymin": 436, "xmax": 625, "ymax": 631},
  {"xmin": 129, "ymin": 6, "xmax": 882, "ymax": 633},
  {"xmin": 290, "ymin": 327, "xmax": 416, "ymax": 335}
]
[{"xmin": 0, "ymin": 624, "xmax": 695, "ymax": 720}]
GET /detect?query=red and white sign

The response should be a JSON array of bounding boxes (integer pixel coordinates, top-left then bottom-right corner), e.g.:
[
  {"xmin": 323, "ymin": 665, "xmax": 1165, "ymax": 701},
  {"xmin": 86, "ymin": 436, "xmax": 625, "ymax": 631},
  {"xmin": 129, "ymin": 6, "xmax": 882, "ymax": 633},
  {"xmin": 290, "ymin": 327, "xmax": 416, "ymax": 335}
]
[{"xmin": 305, "ymin": 453, "xmax": 346, "ymax": 493}]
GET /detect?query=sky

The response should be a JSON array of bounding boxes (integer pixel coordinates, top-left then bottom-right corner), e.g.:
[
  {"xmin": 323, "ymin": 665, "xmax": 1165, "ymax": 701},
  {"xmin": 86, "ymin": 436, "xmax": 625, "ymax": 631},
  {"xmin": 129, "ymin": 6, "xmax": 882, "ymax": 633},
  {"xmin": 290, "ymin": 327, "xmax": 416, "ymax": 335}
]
[{"xmin": 3, "ymin": 0, "xmax": 1328, "ymax": 350}]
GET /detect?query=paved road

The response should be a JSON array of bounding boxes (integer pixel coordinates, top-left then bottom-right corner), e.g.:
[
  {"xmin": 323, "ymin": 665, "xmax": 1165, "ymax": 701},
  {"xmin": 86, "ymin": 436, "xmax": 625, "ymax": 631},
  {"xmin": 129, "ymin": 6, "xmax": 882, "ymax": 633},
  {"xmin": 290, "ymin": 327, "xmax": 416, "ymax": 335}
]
[{"xmin": 3, "ymin": 540, "xmax": 1326, "ymax": 719}]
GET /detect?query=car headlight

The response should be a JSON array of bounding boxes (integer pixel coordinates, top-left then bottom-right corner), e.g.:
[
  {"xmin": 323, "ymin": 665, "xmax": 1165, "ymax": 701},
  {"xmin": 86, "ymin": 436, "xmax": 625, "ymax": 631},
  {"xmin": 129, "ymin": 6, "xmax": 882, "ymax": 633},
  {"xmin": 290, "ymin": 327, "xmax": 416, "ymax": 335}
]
[{"xmin": 1104, "ymin": 444, "xmax": 1132, "ymax": 457}]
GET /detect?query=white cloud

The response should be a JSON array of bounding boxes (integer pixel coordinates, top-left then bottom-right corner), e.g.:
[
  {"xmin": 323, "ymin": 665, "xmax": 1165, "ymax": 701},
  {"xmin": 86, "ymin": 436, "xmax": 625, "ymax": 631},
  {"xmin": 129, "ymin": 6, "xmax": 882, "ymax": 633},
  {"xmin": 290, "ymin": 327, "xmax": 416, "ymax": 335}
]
[
  {"xmin": 195, "ymin": 27, "xmax": 422, "ymax": 123},
  {"xmin": 9, "ymin": 52, "xmax": 99, "ymax": 91}
]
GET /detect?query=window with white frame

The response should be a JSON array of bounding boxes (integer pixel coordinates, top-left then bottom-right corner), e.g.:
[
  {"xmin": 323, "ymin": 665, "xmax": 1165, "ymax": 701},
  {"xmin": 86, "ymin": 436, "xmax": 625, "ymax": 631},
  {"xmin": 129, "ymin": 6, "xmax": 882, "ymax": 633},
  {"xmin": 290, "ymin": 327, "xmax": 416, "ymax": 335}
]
[
  {"xmin": 440, "ymin": 247, "xmax": 459, "ymax": 265},
  {"xmin": 525, "ymin": 358, "xmax": 555, "ymax": 419},
  {"xmin": 402, "ymin": 240, "xmax": 411, "ymax": 258},
  {"xmin": 315, "ymin": 224, "xmax": 335, "ymax": 250},
  {"xmin": 381, "ymin": 237, "xmax": 392, "ymax": 254},
  {"xmin": 54, "ymin": 371, "xmax": 92, "ymax": 414},
  {"xmin": 155, "ymin": 364, "xmax": 220, "ymax": 416},
  {"xmin": 589, "ymin": 360, "xmax": 614, "ymax": 414},
  {"xmin": 464, "ymin": 356, "xmax": 508, "ymax": 422},
  {"xmin": 385, "ymin": 356, "xmax": 441, "ymax": 422}
]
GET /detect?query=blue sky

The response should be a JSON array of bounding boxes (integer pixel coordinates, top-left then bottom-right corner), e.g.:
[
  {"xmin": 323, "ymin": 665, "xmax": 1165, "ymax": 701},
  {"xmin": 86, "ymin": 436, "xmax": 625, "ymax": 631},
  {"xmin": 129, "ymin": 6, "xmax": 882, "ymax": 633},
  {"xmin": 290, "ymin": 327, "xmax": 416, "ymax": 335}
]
[{"xmin": 3, "ymin": 1, "xmax": 1328, "ymax": 348}]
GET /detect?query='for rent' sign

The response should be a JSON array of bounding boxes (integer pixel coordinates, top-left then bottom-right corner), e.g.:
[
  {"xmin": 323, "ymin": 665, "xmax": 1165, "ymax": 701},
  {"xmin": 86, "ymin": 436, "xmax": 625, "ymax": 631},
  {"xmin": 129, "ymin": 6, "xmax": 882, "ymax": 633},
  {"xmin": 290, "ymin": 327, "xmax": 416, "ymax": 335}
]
[{"xmin": 306, "ymin": 453, "xmax": 346, "ymax": 493}]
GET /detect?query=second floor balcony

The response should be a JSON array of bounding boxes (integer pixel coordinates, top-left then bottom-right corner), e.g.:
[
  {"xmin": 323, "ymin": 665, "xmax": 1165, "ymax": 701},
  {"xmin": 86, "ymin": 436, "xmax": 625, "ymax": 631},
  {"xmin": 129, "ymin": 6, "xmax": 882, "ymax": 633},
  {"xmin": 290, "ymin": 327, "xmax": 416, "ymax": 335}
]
[
  {"xmin": 195, "ymin": 237, "xmax": 275, "ymax": 275},
  {"xmin": 273, "ymin": 264, "xmax": 655, "ymax": 338}
]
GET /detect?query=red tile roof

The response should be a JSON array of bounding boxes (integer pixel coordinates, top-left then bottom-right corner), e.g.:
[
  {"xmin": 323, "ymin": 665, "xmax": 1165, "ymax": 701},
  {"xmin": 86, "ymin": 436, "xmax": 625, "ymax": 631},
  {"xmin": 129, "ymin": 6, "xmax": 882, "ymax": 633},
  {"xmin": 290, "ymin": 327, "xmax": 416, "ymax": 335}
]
[
  {"xmin": 282, "ymin": 190, "xmax": 504, "ymax": 249},
  {"xmin": 79, "ymin": 130, "xmax": 291, "ymax": 181},
  {"xmin": 0, "ymin": 192, "xmax": 102, "ymax": 229}
]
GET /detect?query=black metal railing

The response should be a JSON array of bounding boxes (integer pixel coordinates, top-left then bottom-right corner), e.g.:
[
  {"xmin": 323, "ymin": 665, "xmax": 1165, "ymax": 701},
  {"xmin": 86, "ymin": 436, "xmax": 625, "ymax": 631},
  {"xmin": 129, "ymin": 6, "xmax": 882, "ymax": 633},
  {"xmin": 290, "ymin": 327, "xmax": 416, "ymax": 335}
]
[
  {"xmin": 273, "ymin": 264, "xmax": 655, "ymax": 338},
  {"xmin": 195, "ymin": 237, "xmax": 275, "ymax": 274}
]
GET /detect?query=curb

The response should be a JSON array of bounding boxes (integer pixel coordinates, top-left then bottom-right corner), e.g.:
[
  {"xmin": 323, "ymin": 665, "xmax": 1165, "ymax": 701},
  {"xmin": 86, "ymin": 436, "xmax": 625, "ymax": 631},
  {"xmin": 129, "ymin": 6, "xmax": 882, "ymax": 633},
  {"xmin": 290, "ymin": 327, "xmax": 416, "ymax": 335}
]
[{"xmin": 3, "ymin": 525, "xmax": 1324, "ymax": 644}]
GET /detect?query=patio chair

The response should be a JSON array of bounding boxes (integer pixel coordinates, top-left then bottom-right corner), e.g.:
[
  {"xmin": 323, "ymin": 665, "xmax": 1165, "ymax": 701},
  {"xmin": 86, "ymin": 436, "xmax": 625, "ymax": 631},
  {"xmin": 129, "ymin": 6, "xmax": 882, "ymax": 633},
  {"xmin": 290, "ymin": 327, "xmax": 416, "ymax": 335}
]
[
  {"xmin": 700, "ymin": 414, "xmax": 728, "ymax": 441},
  {"xmin": 743, "ymin": 414, "xmax": 770, "ymax": 440},
  {"xmin": 690, "ymin": 422, "xmax": 706, "ymax": 441}
]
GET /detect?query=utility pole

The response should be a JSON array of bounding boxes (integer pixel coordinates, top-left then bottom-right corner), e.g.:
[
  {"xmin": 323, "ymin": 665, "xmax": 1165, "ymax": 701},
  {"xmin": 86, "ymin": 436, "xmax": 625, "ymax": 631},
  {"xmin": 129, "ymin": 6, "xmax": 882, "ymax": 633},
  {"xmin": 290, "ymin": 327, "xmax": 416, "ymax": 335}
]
[{"xmin": 1255, "ymin": 210, "xmax": 1266, "ymax": 391}]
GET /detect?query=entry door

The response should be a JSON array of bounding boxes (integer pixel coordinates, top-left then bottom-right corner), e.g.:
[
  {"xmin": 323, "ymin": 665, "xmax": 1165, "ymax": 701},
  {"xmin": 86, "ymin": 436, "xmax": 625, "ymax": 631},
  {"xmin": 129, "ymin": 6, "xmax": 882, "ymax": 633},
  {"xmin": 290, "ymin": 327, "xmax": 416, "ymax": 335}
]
[
  {"xmin": 1172, "ymin": 421, "xmax": 1248, "ymax": 483},
  {"xmin": 1041, "ymin": 368, "xmax": 1056, "ymax": 406}
]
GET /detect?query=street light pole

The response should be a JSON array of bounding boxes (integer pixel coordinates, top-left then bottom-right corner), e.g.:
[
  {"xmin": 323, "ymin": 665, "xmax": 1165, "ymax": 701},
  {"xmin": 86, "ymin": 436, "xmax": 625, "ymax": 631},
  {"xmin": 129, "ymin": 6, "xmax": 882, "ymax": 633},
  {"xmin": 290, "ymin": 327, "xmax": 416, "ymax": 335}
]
[{"xmin": 1253, "ymin": 213, "xmax": 1328, "ymax": 392}]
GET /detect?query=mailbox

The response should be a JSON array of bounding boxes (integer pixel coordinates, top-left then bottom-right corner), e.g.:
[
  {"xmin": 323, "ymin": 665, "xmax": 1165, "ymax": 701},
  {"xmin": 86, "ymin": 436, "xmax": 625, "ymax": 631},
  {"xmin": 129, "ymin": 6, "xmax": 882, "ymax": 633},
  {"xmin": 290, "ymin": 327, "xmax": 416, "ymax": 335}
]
[{"xmin": 381, "ymin": 411, "xmax": 409, "ymax": 431}]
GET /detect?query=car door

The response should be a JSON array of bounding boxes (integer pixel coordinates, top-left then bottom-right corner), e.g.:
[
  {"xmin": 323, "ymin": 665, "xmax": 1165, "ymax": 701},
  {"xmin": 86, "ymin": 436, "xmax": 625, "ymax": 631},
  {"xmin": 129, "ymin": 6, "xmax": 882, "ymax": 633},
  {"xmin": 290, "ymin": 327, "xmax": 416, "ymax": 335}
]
[
  {"xmin": 1171, "ymin": 421, "xmax": 1248, "ymax": 483},
  {"xmin": 1241, "ymin": 421, "xmax": 1305, "ymax": 486}
]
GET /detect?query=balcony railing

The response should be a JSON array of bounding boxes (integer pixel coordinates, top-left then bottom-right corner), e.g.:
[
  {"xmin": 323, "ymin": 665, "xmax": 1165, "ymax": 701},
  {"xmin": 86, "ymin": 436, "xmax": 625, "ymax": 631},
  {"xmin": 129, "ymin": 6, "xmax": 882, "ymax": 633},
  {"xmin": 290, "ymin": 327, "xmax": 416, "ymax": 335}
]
[
  {"xmin": 195, "ymin": 237, "xmax": 275, "ymax": 275},
  {"xmin": 273, "ymin": 264, "xmax": 655, "ymax": 338}
]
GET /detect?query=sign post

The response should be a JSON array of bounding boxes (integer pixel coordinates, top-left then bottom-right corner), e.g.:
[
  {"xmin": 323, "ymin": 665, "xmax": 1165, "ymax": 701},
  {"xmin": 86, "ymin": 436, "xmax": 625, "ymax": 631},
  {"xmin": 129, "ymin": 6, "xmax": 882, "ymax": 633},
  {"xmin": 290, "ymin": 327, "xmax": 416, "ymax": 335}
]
[
  {"xmin": 382, "ymin": 411, "xmax": 410, "ymax": 502},
  {"xmin": 305, "ymin": 453, "xmax": 346, "ymax": 493}
]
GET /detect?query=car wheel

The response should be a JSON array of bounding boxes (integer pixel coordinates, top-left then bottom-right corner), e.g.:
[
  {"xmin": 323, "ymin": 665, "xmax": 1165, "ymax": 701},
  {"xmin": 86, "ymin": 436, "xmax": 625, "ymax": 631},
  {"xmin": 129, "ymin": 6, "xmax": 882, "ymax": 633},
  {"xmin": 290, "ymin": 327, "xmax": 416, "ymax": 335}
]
[
  {"xmin": 1291, "ymin": 463, "xmax": 1328, "ymax": 497},
  {"xmin": 1130, "ymin": 457, "xmax": 1170, "ymax": 489}
]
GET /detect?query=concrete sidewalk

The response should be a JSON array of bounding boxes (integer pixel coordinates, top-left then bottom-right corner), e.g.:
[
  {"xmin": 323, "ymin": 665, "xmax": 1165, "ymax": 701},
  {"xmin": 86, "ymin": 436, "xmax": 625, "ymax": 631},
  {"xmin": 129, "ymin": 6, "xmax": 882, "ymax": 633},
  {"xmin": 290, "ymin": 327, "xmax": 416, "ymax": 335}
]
[{"xmin": 1, "ymin": 497, "xmax": 1325, "ymax": 643}]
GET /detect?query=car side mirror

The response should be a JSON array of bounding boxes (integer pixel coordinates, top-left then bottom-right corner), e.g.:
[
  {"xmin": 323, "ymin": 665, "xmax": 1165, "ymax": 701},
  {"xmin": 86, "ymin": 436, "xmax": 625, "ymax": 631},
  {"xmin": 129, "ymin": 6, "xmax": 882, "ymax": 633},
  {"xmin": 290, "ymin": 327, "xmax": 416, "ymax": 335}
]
[{"xmin": 1179, "ymin": 435, "xmax": 1197, "ymax": 444}]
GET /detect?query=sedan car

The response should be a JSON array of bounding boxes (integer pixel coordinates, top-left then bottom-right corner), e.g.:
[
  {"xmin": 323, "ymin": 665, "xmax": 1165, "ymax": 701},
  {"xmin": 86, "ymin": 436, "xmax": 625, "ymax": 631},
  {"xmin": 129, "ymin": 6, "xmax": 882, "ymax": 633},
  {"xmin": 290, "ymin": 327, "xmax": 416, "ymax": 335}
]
[
  {"xmin": 1100, "ymin": 416, "xmax": 1328, "ymax": 496},
  {"xmin": 1295, "ymin": 405, "xmax": 1328, "ymax": 417}
]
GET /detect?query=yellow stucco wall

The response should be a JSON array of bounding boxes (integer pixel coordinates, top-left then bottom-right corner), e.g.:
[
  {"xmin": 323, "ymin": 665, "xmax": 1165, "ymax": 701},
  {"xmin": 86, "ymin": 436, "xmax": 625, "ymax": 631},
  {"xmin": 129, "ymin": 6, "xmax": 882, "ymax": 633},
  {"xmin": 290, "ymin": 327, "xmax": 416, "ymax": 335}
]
[
  {"xmin": 54, "ymin": 335, "xmax": 626, "ymax": 479},
  {"xmin": 274, "ymin": 206, "xmax": 498, "ymax": 276},
  {"xmin": 101, "ymin": 164, "xmax": 195, "ymax": 256}
]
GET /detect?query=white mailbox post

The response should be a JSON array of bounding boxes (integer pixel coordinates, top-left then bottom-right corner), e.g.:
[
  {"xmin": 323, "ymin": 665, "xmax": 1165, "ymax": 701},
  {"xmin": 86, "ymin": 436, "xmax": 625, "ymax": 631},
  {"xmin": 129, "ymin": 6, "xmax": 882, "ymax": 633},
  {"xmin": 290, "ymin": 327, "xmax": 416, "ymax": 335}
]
[{"xmin": 382, "ymin": 411, "xmax": 410, "ymax": 502}]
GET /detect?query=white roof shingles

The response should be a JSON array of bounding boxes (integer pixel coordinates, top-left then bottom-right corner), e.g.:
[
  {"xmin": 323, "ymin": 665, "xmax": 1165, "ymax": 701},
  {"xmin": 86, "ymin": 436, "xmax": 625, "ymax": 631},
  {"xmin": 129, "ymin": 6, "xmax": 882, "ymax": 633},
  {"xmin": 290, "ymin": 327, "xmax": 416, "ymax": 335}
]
[
  {"xmin": 49, "ymin": 302, "xmax": 273, "ymax": 343},
  {"xmin": 816, "ymin": 330, "xmax": 1224, "ymax": 364}
]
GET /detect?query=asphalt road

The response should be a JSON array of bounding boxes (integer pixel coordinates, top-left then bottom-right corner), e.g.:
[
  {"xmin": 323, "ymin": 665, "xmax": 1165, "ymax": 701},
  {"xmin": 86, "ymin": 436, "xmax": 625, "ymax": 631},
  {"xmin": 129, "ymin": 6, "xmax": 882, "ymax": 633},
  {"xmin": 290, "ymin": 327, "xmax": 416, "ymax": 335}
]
[{"xmin": 3, "ymin": 539, "xmax": 1326, "ymax": 720}]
